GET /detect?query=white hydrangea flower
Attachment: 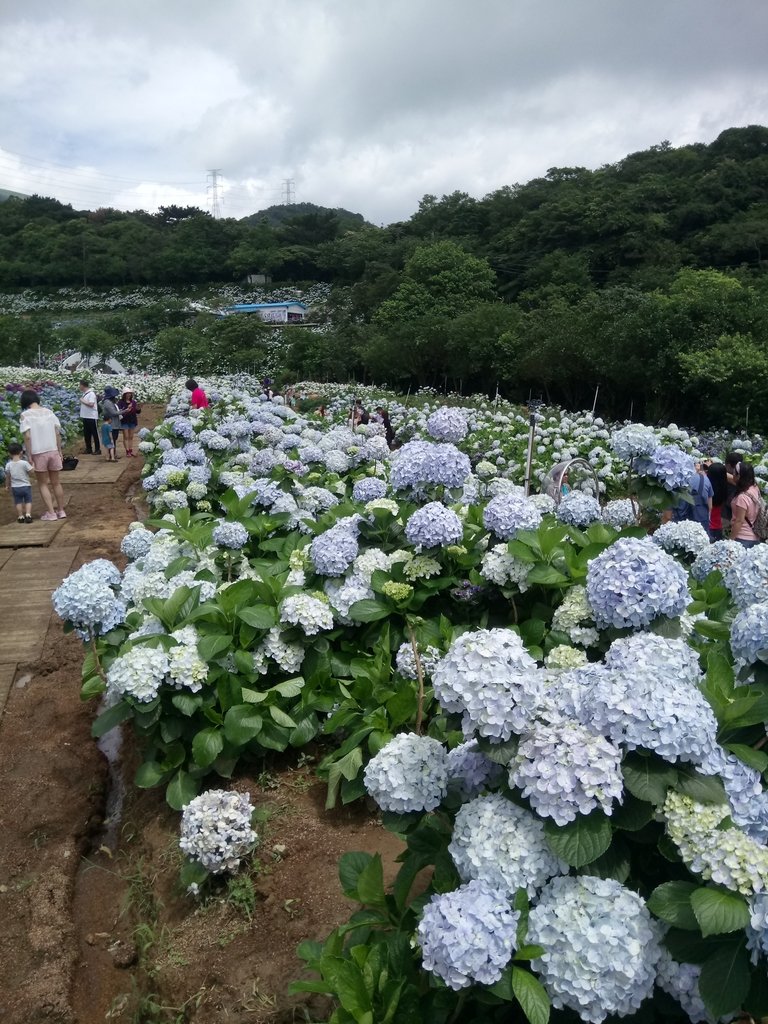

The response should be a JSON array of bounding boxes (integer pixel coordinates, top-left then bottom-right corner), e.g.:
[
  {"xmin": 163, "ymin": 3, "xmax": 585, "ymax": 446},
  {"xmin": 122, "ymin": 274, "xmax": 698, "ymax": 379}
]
[
  {"xmin": 261, "ymin": 627, "xmax": 304, "ymax": 673},
  {"xmin": 395, "ymin": 641, "xmax": 442, "ymax": 680},
  {"xmin": 168, "ymin": 626, "xmax": 208, "ymax": 692},
  {"xmin": 179, "ymin": 790, "xmax": 257, "ymax": 874},
  {"xmin": 106, "ymin": 645, "xmax": 170, "ymax": 703},
  {"xmin": 544, "ymin": 645, "xmax": 588, "ymax": 670},
  {"xmin": 664, "ymin": 791, "xmax": 768, "ymax": 896},
  {"xmin": 279, "ymin": 593, "xmax": 334, "ymax": 635},
  {"xmin": 479, "ymin": 544, "xmax": 531, "ymax": 590}
]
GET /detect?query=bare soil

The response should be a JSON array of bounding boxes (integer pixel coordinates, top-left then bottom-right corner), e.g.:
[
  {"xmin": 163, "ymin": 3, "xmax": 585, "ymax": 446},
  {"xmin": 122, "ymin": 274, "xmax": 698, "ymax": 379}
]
[{"xmin": 0, "ymin": 405, "xmax": 400, "ymax": 1024}]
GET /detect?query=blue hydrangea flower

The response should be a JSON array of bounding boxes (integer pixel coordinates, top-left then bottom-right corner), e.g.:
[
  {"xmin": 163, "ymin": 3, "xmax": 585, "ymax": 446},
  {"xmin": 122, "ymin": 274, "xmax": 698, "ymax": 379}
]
[
  {"xmin": 635, "ymin": 445, "xmax": 696, "ymax": 492},
  {"xmin": 417, "ymin": 880, "xmax": 518, "ymax": 990},
  {"xmin": 601, "ymin": 498, "xmax": 638, "ymax": 529},
  {"xmin": 171, "ymin": 418, "xmax": 195, "ymax": 440},
  {"xmin": 725, "ymin": 544, "xmax": 768, "ymax": 609},
  {"xmin": 586, "ymin": 537, "xmax": 690, "ymax": 629},
  {"xmin": 448, "ymin": 792, "xmax": 567, "ymax": 897},
  {"xmin": 390, "ymin": 440, "xmax": 470, "ymax": 493},
  {"xmin": 602, "ymin": 632, "xmax": 701, "ymax": 681},
  {"xmin": 52, "ymin": 560, "xmax": 126, "ymax": 637},
  {"xmin": 445, "ymin": 741, "xmax": 503, "ymax": 799},
  {"xmin": 352, "ymin": 477, "xmax": 387, "ymax": 502},
  {"xmin": 310, "ymin": 522, "xmax": 360, "ymax": 577},
  {"xmin": 212, "ymin": 520, "xmax": 249, "ymax": 550},
  {"xmin": 730, "ymin": 601, "xmax": 768, "ymax": 668},
  {"xmin": 747, "ymin": 894, "xmax": 768, "ymax": 964},
  {"xmin": 120, "ymin": 525, "xmax": 154, "ymax": 561},
  {"xmin": 556, "ymin": 491, "xmax": 602, "ymax": 527},
  {"xmin": 405, "ymin": 502, "xmax": 463, "ymax": 551},
  {"xmin": 652, "ymin": 520, "xmax": 710, "ymax": 558},
  {"xmin": 610, "ymin": 421, "xmax": 659, "ymax": 458},
  {"xmin": 570, "ymin": 660, "xmax": 718, "ymax": 767},
  {"xmin": 700, "ymin": 746, "xmax": 768, "ymax": 844},
  {"xmin": 656, "ymin": 952, "xmax": 709, "ymax": 1024},
  {"xmin": 432, "ymin": 629, "xmax": 543, "ymax": 741},
  {"xmin": 426, "ymin": 407, "xmax": 468, "ymax": 444},
  {"xmin": 510, "ymin": 721, "xmax": 624, "ymax": 825},
  {"xmin": 161, "ymin": 447, "xmax": 188, "ymax": 467},
  {"xmin": 483, "ymin": 494, "xmax": 542, "ymax": 540},
  {"xmin": 691, "ymin": 539, "xmax": 746, "ymax": 582},
  {"xmin": 610, "ymin": 424, "xmax": 658, "ymax": 461},
  {"xmin": 363, "ymin": 733, "xmax": 449, "ymax": 812},
  {"xmin": 528, "ymin": 875, "xmax": 662, "ymax": 1024}
]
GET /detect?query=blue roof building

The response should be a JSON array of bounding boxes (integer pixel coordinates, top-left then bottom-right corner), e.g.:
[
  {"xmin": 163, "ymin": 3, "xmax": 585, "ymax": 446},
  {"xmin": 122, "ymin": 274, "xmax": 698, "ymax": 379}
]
[{"xmin": 225, "ymin": 301, "xmax": 307, "ymax": 323}]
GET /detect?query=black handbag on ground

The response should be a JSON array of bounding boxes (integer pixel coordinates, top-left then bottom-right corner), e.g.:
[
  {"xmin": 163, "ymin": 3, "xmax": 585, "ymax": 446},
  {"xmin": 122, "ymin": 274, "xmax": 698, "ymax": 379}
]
[{"xmin": 62, "ymin": 456, "xmax": 79, "ymax": 471}]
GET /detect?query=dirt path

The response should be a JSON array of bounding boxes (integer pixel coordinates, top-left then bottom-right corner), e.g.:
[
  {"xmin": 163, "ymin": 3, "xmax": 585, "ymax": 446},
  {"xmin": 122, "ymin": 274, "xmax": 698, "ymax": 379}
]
[{"xmin": 0, "ymin": 406, "xmax": 403, "ymax": 1024}]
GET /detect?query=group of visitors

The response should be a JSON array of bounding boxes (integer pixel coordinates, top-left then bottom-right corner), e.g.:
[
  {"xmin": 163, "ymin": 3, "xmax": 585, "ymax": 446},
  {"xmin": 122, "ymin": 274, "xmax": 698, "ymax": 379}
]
[
  {"xmin": 351, "ymin": 399, "xmax": 395, "ymax": 448},
  {"xmin": 3, "ymin": 378, "xmax": 145, "ymax": 524},
  {"xmin": 670, "ymin": 452, "xmax": 764, "ymax": 547},
  {"xmin": 79, "ymin": 379, "xmax": 142, "ymax": 459}
]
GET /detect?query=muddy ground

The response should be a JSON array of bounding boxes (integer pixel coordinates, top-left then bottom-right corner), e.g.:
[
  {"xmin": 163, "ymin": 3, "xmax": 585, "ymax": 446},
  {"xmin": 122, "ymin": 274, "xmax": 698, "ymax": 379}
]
[{"xmin": 0, "ymin": 406, "xmax": 400, "ymax": 1024}]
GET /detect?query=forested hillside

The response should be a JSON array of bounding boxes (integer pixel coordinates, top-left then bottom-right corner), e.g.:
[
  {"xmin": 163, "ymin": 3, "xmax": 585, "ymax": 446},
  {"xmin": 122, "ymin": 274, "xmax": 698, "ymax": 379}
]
[{"xmin": 1, "ymin": 125, "xmax": 768, "ymax": 425}]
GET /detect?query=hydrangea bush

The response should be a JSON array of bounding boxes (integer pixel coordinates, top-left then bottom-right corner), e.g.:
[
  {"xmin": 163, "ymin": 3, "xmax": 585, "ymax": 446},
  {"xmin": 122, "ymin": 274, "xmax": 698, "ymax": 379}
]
[{"xmin": 52, "ymin": 379, "xmax": 768, "ymax": 1023}]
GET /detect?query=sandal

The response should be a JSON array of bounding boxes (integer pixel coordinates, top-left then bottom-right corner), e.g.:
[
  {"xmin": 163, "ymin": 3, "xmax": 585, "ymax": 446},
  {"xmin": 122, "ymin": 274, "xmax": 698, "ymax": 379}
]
[{"xmin": 17, "ymin": 516, "xmax": 25, "ymax": 523}]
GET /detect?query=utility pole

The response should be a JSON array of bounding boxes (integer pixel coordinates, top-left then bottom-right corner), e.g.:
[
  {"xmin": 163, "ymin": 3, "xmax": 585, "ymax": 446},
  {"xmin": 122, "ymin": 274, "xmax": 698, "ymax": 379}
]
[
  {"xmin": 282, "ymin": 178, "xmax": 295, "ymax": 205},
  {"xmin": 207, "ymin": 168, "xmax": 223, "ymax": 218}
]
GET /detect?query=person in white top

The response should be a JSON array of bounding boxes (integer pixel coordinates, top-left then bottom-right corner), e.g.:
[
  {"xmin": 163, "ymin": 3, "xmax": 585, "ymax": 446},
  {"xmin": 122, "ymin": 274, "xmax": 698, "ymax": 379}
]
[
  {"xmin": 79, "ymin": 379, "xmax": 101, "ymax": 455},
  {"xmin": 19, "ymin": 389, "xmax": 67, "ymax": 521}
]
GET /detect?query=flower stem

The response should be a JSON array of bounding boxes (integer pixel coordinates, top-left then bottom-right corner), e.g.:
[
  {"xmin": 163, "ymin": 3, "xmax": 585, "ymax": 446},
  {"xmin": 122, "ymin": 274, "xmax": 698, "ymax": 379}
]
[
  {"xmin": 89, "ymin": 633, "xmax": 107, "ymax": 684},
  {"xmin": 407, "ymin": 622, "xmax": 425, "ymax": 736}
]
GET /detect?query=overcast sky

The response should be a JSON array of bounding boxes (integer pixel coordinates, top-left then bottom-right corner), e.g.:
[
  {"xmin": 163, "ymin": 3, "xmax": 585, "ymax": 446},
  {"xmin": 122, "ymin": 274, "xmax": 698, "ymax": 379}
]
[{"xmin": 1, "ymin": 0, "xmax": 766, "ymax": 224}]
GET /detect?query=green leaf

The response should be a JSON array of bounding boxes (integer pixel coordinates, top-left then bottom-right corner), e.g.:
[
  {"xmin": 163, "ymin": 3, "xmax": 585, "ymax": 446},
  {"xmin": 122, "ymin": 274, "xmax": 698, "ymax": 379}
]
[
  {"xmin": 325, "ymin": 747, "xmax": 364, "ymax": 808},
  {"xmin": 253, "ymin": 717, "xmax": 289, "ymax": 752},
  {"xmin": 694, "ymin": 619, "xmax": 731, "ymax": 641},
  {"xmin": 525, "ymin": 565, "xmax": 570, "ymax": 587},
  {"xmin": 179, "ymin": 858, "xmax": 209, "ymax": 890},
  {"xmin": 663, "ymin": 928, "xmax": 722, "ymax": 965},
  {"xmin": 197, "ymin": 632, "xmax": 233, "ymax": 663},
  {"xmin": 724, "ymin": 743, "xmax": 768, "ymax": 773},
  {"xmin": 91, "ymin": 700, "xmax": 132, "ymax": 738},
  {"xmin": 192, "ymin": 726, "xmax": 224, "ymax": 768},
  {"xmin": 698, "ymin": 941, "xmax": 751, "ymax": 1019},
  {"xmin": 171, "ymin": 692, "xmax": 202, "ymax": 716},
  {"xmin": 339, "ymin": 851, "xmax": 374, "ymax": 899},
  {"xmin": 348, "ymin": 598, "xmax": 391, "ymax": 622},
  {"xmin": 271, "ymin": 677, "xmax": 305, "ymax": 698},
  {"xmin": 690, "ymin": 887, "xmax": 751, "ymax": 937},
  {"xmin": 622, "ymin": 753, "xmax": 678, "ymax": 805},
  {"xmin": 268, "ymin": 705, "xmax": 297, "ymax": 728},
  {"xmin": 288, "ymin": 707, "xmax": 320, "ymax": 747},
  {"xmin": 323, "ymin": 958, "xmax": 372, "ymax": 1022},
  {"xmin": 647, "ymin": 881, "xmax": 699, "ymax": 930},
  {"xmin": 356, "ymin": 855, "xmax": 386, "ymax": 909},
  {"xmin": 80, "ymin": 674, "xmax": 105, "ymax": 700},
  {"xmin": 223, "ymin": 704, "xmax": 263, "ymax": 746},
  {"xmin": 612, "ymin": 794, "xmax": 655, "ymax": 832},
  {"xmin": 675, "ymin": 765, "xmax": 728, "ymax": 805},
  {"xmin": 134, "ymin": 760, "xmax": 169, "ymax": 789},
  {"xmin": 512, "ymin": 967, "xmax": 550, "ymax": 1024},
  {"xmin": 582, "ymin": 840, "xmax": 630, "ymax": 882},
  {"xmin": 241, "ymin": 687, "xmax": 267, "ymax": 704},
  {"xmin": 543, "ymin": 811, "xmax": 612, "ymax": 867},
  {"xmin": 237, "ymin": 606, "xmax": 277, "ymax": 630},
  {"xmin": 166, "ymin": 769, "xmax": 200, "ymax": 810}
]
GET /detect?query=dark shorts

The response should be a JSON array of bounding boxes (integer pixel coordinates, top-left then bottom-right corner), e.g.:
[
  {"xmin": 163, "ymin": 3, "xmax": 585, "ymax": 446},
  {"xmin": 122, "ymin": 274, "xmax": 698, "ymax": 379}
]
[{"xmin": 11, "ymin": 485, "xmax": 32, "ymax": 504}]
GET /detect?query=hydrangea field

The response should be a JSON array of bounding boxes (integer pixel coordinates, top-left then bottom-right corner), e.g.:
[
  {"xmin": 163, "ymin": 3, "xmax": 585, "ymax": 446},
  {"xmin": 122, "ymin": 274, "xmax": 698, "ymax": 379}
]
[{"xmin": 49, "ymin": 376, "xmax": 768, "ymax": 1024}]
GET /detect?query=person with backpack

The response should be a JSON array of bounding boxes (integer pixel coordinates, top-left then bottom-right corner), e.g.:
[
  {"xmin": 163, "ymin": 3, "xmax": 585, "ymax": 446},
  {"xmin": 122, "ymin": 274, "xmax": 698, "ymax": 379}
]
[
  {"xmin": 668, "ymin": 464, "xmax": 712, "ymax": 529},
  {"xmin": 730, "ymin": 462, "xmax": 766, "ymax": 547}
]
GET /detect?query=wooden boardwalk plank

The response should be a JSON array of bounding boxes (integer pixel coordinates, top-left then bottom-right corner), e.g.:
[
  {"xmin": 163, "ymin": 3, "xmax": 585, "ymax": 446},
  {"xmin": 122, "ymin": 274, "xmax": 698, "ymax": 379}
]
[{"xmin": 0, "ymin": 520, "xmax": 64, "ymax": 548}]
